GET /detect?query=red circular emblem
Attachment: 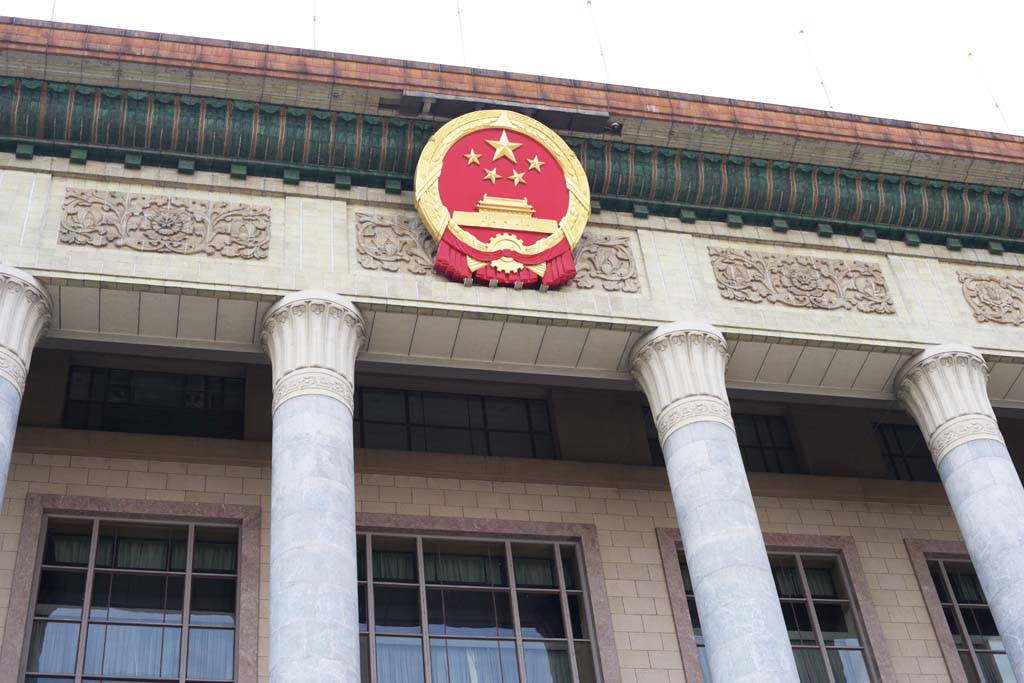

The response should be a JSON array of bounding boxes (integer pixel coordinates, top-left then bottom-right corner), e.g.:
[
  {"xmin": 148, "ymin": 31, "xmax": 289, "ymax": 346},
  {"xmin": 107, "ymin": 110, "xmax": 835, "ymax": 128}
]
[{"xmin": 415, "ymin": 110, "xmax": 591, "ymax": 289}]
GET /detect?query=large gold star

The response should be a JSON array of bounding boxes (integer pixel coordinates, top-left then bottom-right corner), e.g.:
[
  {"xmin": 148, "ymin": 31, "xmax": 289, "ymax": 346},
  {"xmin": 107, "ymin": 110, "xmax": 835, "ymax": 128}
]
[
  {"xmin": 483, "ymin": 168, "xmax": 502, "ymax": 184},
  {"xmin": 486, "ymin": 130, "xmax": 522, "ymax": 163},
  {"xmin": 464, "ymin": 148, "xmax": 482, "ymax": 165},
  {"xmin": 527, "ymin": 155, "xmax": 545, "ymax": 172},
  {"xmin": 508, "ymin": 170, "xmax": 526, "ymax": 187}
]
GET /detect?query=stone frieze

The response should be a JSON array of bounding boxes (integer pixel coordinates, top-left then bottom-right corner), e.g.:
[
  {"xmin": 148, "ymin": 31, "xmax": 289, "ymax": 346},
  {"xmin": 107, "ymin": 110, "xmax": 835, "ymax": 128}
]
[
  {"xmin": 355, "ymin": 213, "xmax": 436, "ymax": 275},
  {"xmin": 60, "ymin": 188, "xmax": 270, "ymax": 259},
  {"xmin": 958, "ymin": 272, "xmax": 1024, "ymax": 325},
  {"xmin": 569, "ymin": 234, "xmax": 641, "ymax": 293},
  {"xmin": 708, "ymin": 247, "xmax": 895, "ymax": 314}
]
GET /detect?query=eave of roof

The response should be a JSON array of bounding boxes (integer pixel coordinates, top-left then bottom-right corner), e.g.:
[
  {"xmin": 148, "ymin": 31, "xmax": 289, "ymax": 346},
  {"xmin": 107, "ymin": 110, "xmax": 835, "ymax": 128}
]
[{"xmin": 2, "ymin": 14, "xmax": 1024, "ymax": 180}]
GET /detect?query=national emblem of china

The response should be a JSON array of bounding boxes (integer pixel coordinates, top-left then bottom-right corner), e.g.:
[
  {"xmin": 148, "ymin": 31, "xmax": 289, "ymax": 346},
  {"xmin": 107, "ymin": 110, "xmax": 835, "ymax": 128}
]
[{"xmin": 414, "ymin": 110, "xmax": 591, "ymax": 289}]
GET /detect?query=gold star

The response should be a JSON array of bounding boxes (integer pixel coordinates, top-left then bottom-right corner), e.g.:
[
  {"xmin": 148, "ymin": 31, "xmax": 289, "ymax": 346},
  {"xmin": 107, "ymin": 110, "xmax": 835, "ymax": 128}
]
[
  {"xmin": 483, "ymin": 168, "xmax": 502, "ymax": 184},
  {"xmin": 486, "ymin": 130, "xmax": 522, "ymax": 163},
  {"xmin": 527, "ymin": 155, "xmax": 545, "ymax": 172},
  {"xmin": 464, "ymin": 148, "xmax": 481, "ymax": 165},
  {"xmin": 508, "ymin": 170, "xmax": 526, "ymax": 187}
]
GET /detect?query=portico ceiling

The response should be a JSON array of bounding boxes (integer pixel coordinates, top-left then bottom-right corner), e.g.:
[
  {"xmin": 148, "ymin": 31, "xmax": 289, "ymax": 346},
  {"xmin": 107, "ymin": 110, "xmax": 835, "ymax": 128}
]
[{"xmin": 37, "ymin": 281, "xmax": 1024, "ymax": 411}]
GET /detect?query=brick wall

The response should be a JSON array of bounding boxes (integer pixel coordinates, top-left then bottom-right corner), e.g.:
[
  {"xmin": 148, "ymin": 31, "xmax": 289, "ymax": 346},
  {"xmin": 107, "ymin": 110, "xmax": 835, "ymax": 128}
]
[{"xmin": 0, "ymin": 442, "xmax": 964, "ymax": 683}]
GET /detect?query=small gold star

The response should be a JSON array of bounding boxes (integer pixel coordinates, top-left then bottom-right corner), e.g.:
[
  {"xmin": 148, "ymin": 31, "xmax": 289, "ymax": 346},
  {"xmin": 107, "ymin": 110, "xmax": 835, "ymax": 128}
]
[
  {"xmin": 464, "ymin": 148, "xmax": 482, "ymax": 165},
  {"xmin": 486, "ymin": 130, "xmax": 523, "ymax": 163},
  {"xmin": 483, "ymin": 168, "xmax": 502, "ymax": 184},
  {"xmin": 527, "ymin": 155, "xmax": 545, "ymax": 172},
  {"xmin": 508, "ymin": 170, "xmax": 527, "ymax": 187}
]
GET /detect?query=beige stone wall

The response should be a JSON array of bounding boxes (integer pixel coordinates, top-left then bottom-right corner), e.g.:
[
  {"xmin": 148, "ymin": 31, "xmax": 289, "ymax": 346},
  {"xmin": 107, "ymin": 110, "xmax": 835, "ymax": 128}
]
[
  {"xmin": 0, "ymin": 431, "xmax": 966, "ymax": 683},
  {"xmin": 3, "ymin": 157, "xmax": 1024, "ymax": 361}
]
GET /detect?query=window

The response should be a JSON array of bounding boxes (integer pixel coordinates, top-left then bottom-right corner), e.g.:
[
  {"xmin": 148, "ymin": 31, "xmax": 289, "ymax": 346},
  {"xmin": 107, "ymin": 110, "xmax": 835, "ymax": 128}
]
[
  {"xmin": 928, "ymin": 559, "xmax": 1016, "ymax": 682},
  {"xmin": 734, "ymin": 415, "xmax": 802, "ymax": 473},
  {"xmin": 25, "ymin": 516, "xmax": 239, "ymax": 682},
  {"xmin": 874, "ymin": 423, "xmax": 939, "ymax": 482},
  {"xmin": 63, "ymin": 366, "xmax": 245, "ymax": 439},
  {"xmin": 354, "ymin": 388, "xmax": 556, "ymax": 459},
  {"xmin": 358, "ymin": 533, "xmax": 597, "ymax": 683},
  {"xmin": 642, "ymin": 407, "xmax": 663, "ymax": 466},
  {"xmin": 678, "ymin": 552, "xmax": 873, "ymax": 682},
  {"xmin": 645, "ymin": 409, "xmax": 802, "ymax": 474}
]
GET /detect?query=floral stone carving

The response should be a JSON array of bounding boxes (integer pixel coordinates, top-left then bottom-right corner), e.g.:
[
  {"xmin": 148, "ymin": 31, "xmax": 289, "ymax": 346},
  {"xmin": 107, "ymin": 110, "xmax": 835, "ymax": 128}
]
[
  {"xmin": 569, "ymin": 234, "xmax": 640, "ymax": 292},
  {"xmin": 355, "ymin": 213, "xmax": 437, "ymax": 274},
  {"xmin": 958, "ymin": 272, "xmax": 1024, "ymax": 325},
  {"xmin": 60, "ymin": 189, "xmax": 270, "ymax": 258},
  {"xmin": 708, "ymin": 247, "xmax": 895, "ymax": 314}
]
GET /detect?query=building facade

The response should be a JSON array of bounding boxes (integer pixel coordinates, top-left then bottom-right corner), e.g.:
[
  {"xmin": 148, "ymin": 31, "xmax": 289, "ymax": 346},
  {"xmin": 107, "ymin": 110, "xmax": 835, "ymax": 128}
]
[{"xmin": 0, "ymin": 16, "xmax": 1022, "ymax": 683}]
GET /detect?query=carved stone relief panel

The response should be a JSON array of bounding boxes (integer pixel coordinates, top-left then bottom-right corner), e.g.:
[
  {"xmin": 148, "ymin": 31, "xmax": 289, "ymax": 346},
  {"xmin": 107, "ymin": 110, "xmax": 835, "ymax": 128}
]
[
  {"xmin": 354, "ymin": 212, "xmax": 437, "ymax": 274},
  {"xmin": 568, "ymin": 234, "xmax": 641, "ymax": 293},
  {"xmin": 708, "ymin": 247, "xmax": 895, "ymax": 314},
  {"xmin": 958, "ymin": 272, "xmax": 1024, "ymax": 325},
  {"xmin": 60, "ymin": 188, "xmax": 271, "ymax": 259}
]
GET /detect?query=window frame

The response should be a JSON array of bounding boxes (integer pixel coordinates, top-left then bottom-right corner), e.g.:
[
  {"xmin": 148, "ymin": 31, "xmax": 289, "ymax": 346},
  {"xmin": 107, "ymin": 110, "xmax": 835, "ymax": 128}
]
[
  {"xmin": 0, "ymin": 494, "xmax": 260, "ymax": 683},
  {"xmin": 62, "ymin": 365, "xmax": 247, "ymax": 440},
  {"xmin": 906, "ymin": 538, "xmax": 990, "ymax": 683},
  {"xmin": 643, "ymin": 408, "xmax": 803, "ymax": 473},
  {"xmin": 873, "ymin": 423, "xmax": 940, "ymax": 482},
  {"xmin": 656, "ymin": 528, "xmax": 896, "ymax": 683},
  {"xmin": 354, "ymin": 387, "xmax": 559, "ymax": 460},
  {"xmin": 357, "ymin": 512, "xmax": 621, "ymax": 683}
]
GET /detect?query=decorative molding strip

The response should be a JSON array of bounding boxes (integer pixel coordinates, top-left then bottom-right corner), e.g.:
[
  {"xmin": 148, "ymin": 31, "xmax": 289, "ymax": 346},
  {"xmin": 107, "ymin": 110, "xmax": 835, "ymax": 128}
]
[
  {"xmin": 630, "ymin": 323, "xmax": 733, "ymax": 443},
  {"xmin": 708, "ymin": 247, "xmax": 895, "ymax": 315},
  {"xmin": 655, "ymin": 396, "xmax": 734, "ymax": 438},
  {"xmin": 958, "ymin": 272, "xmax": 1024, "ymax": 325},
  {"xmin": 260, "ymin": 292, "xmax": 364, "ymax": 413},
  {"xmin": 270, "ymin": 367, "xmax": 354, "ymax": 415},
  {"xmin": 570, "ymin": 234, "xmax": 640, "ymax": 293},
  {"xmin": 60, "ymin": 188, "xmax": 271, "ymax": 259},
  {"xmin": 355, "ymin": 213, "xmax": 436, "ymax": 274},
  {"xmin": 6, "ymin": 78, "xmax": 1024, "ymax": 245},
  {"xmin": 896, "ymin": 346, "xmax": 1002, "ymax": 463}
]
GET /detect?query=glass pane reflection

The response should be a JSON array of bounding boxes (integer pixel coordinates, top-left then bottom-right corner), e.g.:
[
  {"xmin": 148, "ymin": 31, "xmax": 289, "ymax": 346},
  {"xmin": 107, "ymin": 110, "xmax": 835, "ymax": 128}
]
[
  {"xmin": 522, "ymin": 641, "xmax": 571, "ymax": 683},
  {"xmin": 430, "ymin": 638, "xmax": 519, "ymax": 683},
  {"xmin": 377, "ymin": 636, "xmax": 424, "ymax": 683}
]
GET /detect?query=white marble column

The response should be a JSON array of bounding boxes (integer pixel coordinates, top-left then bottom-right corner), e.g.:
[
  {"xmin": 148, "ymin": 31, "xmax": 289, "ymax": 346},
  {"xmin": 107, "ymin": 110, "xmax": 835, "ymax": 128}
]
[
  {"xmin": 632, "ymin": 322, "xmax": 799, "ymax": 683},
  {"xmin": 261, "ymin": 290, "xmax": 365, "ymax": 683},
  {"xmin": 897, "ymin": 345, "xmax": 1024, "ymax": 678},
  {"xmin": 0, "ymin": 266, "xmax": 51, "ymax": 507}
]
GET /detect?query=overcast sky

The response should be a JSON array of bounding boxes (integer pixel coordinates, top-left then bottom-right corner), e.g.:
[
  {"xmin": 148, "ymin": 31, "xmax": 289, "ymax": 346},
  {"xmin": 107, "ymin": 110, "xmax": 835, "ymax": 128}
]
[{"xmin": 2, "ymin": 0, "xmax": 1022, "ymax": 136}]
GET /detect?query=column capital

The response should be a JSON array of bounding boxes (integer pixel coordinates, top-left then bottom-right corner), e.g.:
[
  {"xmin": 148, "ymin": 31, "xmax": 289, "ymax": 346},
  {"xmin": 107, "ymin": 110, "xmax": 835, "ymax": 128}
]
[
  {"xmin": 895, "ymin": 344, "xmax": 1002, "ymax": 463},
  {"xmin": 630, "ymin": 321, "xmax": 732, "ymax": 443},
  {"xmin": 0, "ymin": 265, "xmax": 52, "ymax": 396},
  {"xmin": 260, "ymin": 290, "xmax": 365, "ymax": 413}
]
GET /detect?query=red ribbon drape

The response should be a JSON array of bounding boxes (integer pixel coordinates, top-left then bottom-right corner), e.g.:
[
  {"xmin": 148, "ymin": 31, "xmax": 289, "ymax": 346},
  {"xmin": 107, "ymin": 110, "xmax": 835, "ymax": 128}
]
[{"xmin": 435, "ymin": 231, "xmax": 577, "ymax": 288}]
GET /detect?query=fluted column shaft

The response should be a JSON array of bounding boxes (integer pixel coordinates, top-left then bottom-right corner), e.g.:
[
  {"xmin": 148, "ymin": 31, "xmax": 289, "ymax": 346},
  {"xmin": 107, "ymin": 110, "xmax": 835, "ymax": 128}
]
[
  {"xmin": 261, "ymin": 291, "xmax": 365, "ymax": 683},
  {"xmin": 897, "ymin": 345, "xmax": 1024, "ymax": 678},
  {"xmin": 0, "ymin": 266, "xmax": 51, "ymax": 508},
  {"xmin": 632, "ymin": 323, "xmax": 799, "ymax": 683}
]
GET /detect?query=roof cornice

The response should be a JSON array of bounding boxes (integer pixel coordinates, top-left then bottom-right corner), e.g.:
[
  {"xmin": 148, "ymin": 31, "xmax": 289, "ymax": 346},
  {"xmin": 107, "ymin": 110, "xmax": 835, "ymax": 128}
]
[{"xmin": 2, "ymin": 15, "xmax": 1024, "ymax": 178}]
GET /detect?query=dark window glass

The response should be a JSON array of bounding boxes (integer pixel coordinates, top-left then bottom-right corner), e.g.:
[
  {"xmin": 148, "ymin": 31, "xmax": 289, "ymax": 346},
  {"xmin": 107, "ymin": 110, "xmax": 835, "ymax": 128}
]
[
  {"xmin": 62, "ymin": 366, "xmax": 245, "ymax": 439},
  {"xmin": 26, "ymin": 518, "xmax": 239, "ymax": 682},
  {"xmin": 646, "ymin": 410, "xmax": 802, "ymax": 473},
  {"xmin": 359, "ymin": 533, "xmax": 596, "ymax": 682},
  {"xmin": 642, "ymin": 406, "xmax": 663, "ymax": 466},
  {"xmin": 679, "ymin": 551, "xmax": 875, "ymax": 681},
  {"xmin": 874, "ymin": 423, "xmax": 940, "ymax": 482},
  {"xmin": 354, "ymin": 388, "xmax": 556, "ymax": 459},
  {"xmin": 929, "ymin": 559, "xmax": 1017, "ymax": 682},
  {"xmin": 734, "ymin": 415, "xmax": 802, "ymax": 473}
]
